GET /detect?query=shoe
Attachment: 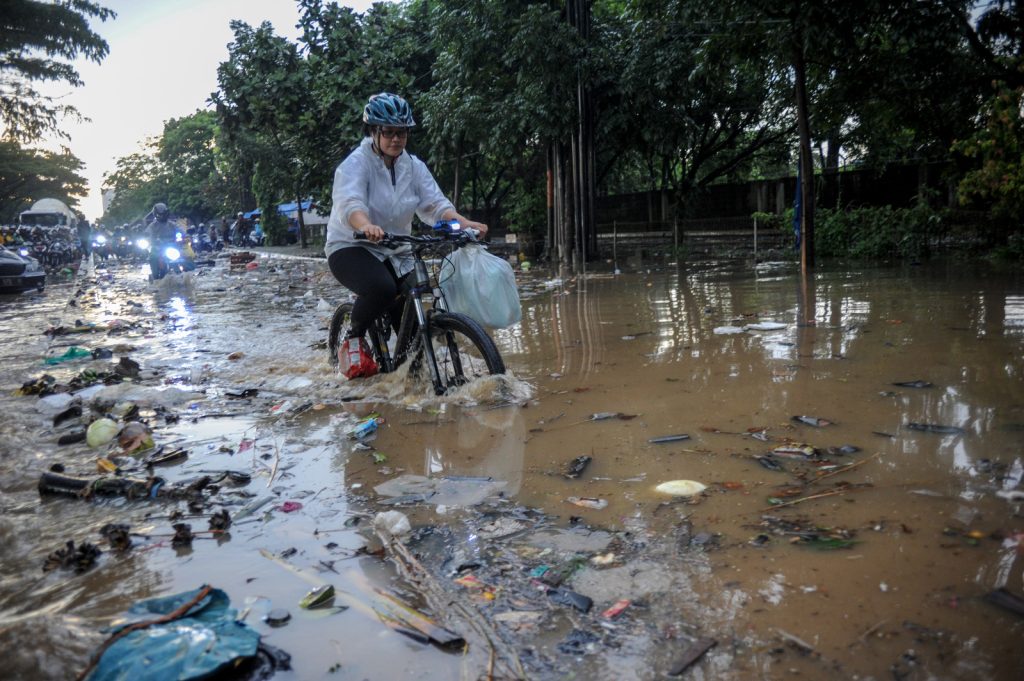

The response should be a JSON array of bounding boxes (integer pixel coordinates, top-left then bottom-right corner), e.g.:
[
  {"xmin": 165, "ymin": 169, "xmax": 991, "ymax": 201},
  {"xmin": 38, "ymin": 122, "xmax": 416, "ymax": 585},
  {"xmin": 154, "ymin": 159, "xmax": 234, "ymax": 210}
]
[{"xmin": 339, "ymin": 337, "xmax": 378, "ymax": 379}]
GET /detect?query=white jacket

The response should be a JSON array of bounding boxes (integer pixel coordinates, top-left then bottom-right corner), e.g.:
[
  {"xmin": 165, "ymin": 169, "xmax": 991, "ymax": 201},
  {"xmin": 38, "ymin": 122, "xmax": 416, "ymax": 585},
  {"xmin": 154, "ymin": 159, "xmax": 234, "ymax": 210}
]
[{"xmin": 324, "ymin": 137, "xmax": 454, "ymax": 275}]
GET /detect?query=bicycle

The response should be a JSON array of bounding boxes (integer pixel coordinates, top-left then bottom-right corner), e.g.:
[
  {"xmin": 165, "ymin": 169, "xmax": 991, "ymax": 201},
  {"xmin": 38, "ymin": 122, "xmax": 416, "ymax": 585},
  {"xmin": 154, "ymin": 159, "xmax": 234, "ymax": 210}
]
[{"xmin": 327, "ymin": 223, "xmax": 506, "ymax": 395}]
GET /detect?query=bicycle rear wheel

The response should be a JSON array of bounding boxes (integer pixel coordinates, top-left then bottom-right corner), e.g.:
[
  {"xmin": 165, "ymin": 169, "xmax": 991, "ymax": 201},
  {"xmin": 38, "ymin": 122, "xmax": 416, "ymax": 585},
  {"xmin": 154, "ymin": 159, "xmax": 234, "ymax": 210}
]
[
  {"xmin": 427, "ymin": 311, "xmax": 505, "ymax": 392},
  {"xmin": 327, "ymin": 302, "xmax": 354, "ymax": 367}
]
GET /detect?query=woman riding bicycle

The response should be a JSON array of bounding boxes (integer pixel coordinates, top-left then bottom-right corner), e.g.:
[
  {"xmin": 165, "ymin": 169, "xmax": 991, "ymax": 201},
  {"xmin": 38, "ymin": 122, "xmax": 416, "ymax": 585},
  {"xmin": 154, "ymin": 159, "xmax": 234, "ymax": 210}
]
[{"xmin": 325, "ymin": 92, "xmax": 487, "ymax": 378}]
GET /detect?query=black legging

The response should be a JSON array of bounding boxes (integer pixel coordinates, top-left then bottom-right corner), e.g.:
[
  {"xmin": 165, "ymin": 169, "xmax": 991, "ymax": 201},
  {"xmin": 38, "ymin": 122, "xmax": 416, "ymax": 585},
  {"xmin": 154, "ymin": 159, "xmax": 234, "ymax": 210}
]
[{"xmin": 328, "ymin": 246, "xmax": 408, "ymax": 337}]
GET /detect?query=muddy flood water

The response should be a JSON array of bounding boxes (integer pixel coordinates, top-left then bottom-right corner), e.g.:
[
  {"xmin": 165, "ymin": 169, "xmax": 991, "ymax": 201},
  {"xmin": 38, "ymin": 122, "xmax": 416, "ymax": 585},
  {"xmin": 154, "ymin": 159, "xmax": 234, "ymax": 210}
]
[{"xmin": 0, "ymin": 252, "xmax": 1022, "ymax": 681}]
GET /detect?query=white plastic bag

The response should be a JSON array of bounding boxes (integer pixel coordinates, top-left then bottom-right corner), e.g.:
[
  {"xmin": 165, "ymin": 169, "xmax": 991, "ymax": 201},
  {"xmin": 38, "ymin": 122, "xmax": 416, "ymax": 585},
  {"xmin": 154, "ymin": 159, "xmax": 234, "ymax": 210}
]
[{"xmin": 439, "ymin": 244, "xmax": 521, "ymax": 328}]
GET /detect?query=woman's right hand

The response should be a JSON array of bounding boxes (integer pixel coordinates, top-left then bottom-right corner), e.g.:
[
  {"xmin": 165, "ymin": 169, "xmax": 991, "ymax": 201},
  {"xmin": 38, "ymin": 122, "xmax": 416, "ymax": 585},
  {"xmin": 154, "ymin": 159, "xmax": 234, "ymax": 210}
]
[{"xmin": 358, "ymin": 224, "xmax": 385, "ymax": 242}]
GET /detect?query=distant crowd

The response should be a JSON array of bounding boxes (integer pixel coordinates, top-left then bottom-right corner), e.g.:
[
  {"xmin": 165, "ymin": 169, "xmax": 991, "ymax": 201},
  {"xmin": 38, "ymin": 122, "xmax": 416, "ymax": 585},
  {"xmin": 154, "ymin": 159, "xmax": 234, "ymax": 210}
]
[{"xmin": 1, "ymin": 209, "xmax": 263, "ymax": 253}]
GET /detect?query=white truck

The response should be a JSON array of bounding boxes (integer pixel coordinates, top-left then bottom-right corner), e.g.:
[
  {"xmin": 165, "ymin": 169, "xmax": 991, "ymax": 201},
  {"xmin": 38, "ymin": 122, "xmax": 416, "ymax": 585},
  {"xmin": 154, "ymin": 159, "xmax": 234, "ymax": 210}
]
[{"xmin": 19, "ymin": 198, "xmax": 78, "ymax": 229}]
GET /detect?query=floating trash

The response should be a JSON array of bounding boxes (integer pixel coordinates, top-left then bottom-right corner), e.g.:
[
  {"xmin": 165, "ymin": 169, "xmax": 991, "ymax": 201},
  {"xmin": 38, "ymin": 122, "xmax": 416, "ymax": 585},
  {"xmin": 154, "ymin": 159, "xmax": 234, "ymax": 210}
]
[
  {"xmin": 601, "ymin": 598, "xmax": 631, "ymax": 619},
  {"xmin": 654, "ymin": 480, "xmax": 707, "ymax": 497},
  {"xmin": 299, "ymin": 584, "xmax": 335, "ymax": 609},
  {"xmin": 546, "ymin": 586, "xmax": 592, "ymax": 612},
  {"xmin": 892, "ymin": 380, "xmax": 934, "ymax": 388},
  {"xmin": 589, "ymin": 412, "xmax": 636, "ymax": 421},
  {"xmin": 564, "ymin": 455, "xmax": 592, "ymax": 479},
  {"xmin": 772, "ymin": 443, "xmax": 815, "ymax": 458},
  {"xmin": 264, "ymin": 608, "xmax": 291, "ymax": 627},
  {"xmin": 744, "ymin": 321, "xmax": 787, "ymax": 331},
  {"xmin": 43, "ymin": 346, "xmax": 91, "ymax": 365},
  {"xmin": 118, "ymin": 421, "xmax": 154, "ymax": 453},
  {"xmin": 372, "ymin": 510, "xmax": 412, "ymax": 537},
  {"xmin": 43, "ymin": 539, "xmax": 101, "ymax": 573},
  {"xmin": 906, "ymin": 423, "xmax": 965, "ymax": 435},
  {"xmin": 648, "ymin": 434, "xmax": 690, "ymax": 444},
  {"xmin": 713, "ymin": 326, "xmax": 745, "ymax": 335},
  {"xmin": 566, "ymin": 496, "xmax": 608, "ymax": 510},
  {"xmin": 792, "ymin": 415, "xmax": 833, "ymax": 427},
  {"xmin": 86, "ymin": 417, "xmax": 119, "ymax": 448},
  {"xmin": 754, "ymin": 455, "xmax": 785, "ymax": 471},
  {"xmin": 349, "ymin": 415, "xmax": 383, "ymax": 439}
]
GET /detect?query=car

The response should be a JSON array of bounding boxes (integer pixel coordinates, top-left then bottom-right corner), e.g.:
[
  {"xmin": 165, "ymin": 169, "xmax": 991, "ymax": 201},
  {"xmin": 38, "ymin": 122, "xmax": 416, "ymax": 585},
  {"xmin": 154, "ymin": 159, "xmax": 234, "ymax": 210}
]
[{"xmin": 0, "ymin": 245, "xmax": 46, "ymax": 292}]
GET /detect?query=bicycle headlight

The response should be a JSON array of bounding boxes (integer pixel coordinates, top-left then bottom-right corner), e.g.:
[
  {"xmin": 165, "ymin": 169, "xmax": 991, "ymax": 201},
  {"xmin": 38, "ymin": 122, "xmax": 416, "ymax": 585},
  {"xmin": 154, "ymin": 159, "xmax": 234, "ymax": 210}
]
[{"xmin": 164, "ymin": 246, "xmax": 181, "ymax": 262}]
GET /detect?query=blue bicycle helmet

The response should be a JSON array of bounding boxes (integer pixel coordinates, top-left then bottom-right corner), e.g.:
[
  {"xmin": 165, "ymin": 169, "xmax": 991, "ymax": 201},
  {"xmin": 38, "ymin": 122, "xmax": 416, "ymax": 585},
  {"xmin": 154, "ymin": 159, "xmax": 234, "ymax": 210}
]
[{"xmin": 363, "ymin": 92, "xmax": 416, "ymax": 127}]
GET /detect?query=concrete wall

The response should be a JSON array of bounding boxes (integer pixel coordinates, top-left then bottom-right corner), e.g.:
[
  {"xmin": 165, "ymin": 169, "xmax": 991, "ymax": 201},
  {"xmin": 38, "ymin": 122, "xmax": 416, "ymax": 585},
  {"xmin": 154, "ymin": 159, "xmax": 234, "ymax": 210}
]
[{"xmin": 595, "ymin": 161, "xmax": 954, "ymax": 232}]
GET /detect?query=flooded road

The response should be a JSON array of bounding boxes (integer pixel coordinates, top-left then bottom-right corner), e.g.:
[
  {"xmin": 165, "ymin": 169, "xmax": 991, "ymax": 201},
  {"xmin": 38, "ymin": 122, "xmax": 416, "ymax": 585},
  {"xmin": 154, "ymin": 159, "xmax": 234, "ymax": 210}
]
[{"xmin": 0, "ymin": 253, "xmax": 1022, "ymax": 680}]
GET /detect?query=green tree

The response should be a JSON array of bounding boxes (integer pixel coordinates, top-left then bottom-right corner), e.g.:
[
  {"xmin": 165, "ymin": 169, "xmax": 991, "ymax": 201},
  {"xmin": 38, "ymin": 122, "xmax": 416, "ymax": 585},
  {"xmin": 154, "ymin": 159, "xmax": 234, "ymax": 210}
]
[
  {"xmin": 0, "ymin": 0, "xmax": 115, "ymax": 142},
  {"xmin": 955, "ymin": 83, "xmax": 1024, "ymax": 222},
  {"xmin": 0, "ymin": 140, "xmax": 86, "ymax": 221},
  {"xmin": 595, "ymin": 0, "xmax": 793, "ymax": 195},
  {"xmin": 101, "ymin": 146, "xmax": 163, "ymax": 225},
  {"xmin": 424, "ymin": 0, "xmax": 580, "ymax": 233},
  {"xmin": 102, "ymin": 111, "xmax": 239, "ymax": 226},
  {"xmin": 213, "ymin": 20, "xmax": 316, "ymax": 246},
  {"xmin": 296, "ymin": 0, "xmax": 438, "ymax": 208},
  {"xmin": 158, "ymin": 110, "xmax": 224, "ymax": 223}
]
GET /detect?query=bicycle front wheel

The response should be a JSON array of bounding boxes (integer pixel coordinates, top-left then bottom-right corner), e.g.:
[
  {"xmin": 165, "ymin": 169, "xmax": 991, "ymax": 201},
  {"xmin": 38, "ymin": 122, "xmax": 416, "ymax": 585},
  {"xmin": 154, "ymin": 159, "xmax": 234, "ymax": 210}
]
[
  {"xmin": 427, "ymin": 311, "xmax": 505, "ymax": 392},
  {"xmin": 327, "ymin": 302, "xmax": 354, "ymax": 367}
]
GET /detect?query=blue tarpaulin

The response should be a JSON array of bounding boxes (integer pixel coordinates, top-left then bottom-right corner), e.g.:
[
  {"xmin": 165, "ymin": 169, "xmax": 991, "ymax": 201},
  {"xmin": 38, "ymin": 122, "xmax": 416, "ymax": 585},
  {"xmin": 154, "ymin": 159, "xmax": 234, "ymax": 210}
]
[
  {"xmin": 243, "ymin": 201, "xmax": 313, "ymax": 221},
  {"xmin": 276, "ymin": 200, "xmax": 313, "ymax": 214},
  {"xmin": 86, "ymin": 586, "xmax": 261, "ymax": 681}
]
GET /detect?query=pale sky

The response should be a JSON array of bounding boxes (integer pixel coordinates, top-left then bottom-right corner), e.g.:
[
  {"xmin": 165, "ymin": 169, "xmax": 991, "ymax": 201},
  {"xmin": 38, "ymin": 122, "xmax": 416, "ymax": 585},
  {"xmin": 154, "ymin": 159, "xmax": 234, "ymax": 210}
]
[{"xmin": 45, "ymin": 0, "xmax": 377, "ymax": 220}]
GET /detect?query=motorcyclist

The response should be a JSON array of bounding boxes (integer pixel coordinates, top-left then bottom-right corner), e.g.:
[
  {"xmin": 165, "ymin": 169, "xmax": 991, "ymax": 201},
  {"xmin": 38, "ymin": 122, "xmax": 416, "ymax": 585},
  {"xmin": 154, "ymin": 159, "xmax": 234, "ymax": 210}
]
[
  {"xmin": 231, "ymin": 212, "xmax": 250, "ymax": 245},
  {"xmin": 148, "ymin": 202, "xmax": 182, "ymax": 278}
]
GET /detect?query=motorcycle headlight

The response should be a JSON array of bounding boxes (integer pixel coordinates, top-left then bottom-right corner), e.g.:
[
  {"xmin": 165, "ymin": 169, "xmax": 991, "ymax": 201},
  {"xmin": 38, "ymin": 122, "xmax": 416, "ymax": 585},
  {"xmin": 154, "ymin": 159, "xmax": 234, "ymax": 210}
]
[
  {"xmin": 136, "ymin": 238, "xmax": 150, "ymax": 250},
  {"xmin": 18, "ymin": 248, "xmax": 29, "ymax": 257},
  {"xmin": 95, "ymin": 234, "xmax": 107, "ymax": 244},
  {"xmin": 164, "ymin": 246, "xmax": 181, "ymax": 262},
  {"xmin": 175, "ymin": 232, "xmax": 183, "ymax": 242}
]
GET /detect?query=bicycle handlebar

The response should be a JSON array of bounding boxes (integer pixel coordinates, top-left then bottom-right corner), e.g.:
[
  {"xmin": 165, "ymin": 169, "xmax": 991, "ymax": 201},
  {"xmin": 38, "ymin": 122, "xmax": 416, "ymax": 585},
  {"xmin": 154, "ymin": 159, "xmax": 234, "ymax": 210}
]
[{"xmin": 353, "ymin": 227, "xmax": 479, "ymax": 250}]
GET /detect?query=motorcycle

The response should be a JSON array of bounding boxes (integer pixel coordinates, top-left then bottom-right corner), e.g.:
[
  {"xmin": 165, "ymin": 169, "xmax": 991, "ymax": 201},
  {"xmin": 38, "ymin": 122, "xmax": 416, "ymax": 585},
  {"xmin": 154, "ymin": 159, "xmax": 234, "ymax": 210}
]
[
  {"xmin": 246, "ymin": 225, "xmax": 265, "ymax": 247},
  {"xmin": 47, "ymin": 239, "xmax": 73, "ymax": 267},
  {"xmin": 91, "ymin": 233, "xmax": 113, "ymax": 261},
  {"xmin": 192, "ymin": 231, "xmax": 223, "ymax": 253},
  {"xmin": 146, "ymin": 232, "xmax": 196, "ymax": 281},
  {"xmin": 113, "ymin": 234, "xmax": 135, "ymax": 259}
]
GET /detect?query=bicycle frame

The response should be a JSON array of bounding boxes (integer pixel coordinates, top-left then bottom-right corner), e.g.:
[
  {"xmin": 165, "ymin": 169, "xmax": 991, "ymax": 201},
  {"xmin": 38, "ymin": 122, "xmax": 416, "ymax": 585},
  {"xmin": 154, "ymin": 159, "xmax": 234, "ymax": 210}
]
[
  {"xmin": 339, "ymin": 223, "xmax": 503, "ymax": 395},
  {"xmin": 363, "ymin": 246, "xmax": 449, "ymax": 392}
]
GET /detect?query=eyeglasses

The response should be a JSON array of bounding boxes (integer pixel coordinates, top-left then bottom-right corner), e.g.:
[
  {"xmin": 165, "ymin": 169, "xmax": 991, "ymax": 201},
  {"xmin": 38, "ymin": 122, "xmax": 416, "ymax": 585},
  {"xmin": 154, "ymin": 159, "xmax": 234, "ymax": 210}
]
[{"xmin": 378, "ymin": 127, "xmax": 409, "ymax": 139}]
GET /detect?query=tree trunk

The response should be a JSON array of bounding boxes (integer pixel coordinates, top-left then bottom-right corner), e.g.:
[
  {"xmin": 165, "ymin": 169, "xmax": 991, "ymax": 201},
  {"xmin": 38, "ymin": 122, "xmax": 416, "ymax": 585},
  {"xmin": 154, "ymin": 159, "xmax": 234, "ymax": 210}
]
[
  {"xmin": 548, "ymin": 143, "xmax": 557, "ymax": 260},
  {"xmin": 793, "ymin": 34, "xmax": 815, "ymax": 272},
  {"xmin": 566, "ymin": 0, "xmax": 596, "ymax": 266}
]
